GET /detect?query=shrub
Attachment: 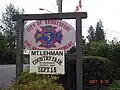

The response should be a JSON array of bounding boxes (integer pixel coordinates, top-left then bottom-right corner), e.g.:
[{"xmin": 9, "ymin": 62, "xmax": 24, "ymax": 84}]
[
  {"xmin": 67, "ymin": 56, "xmax": 116, "ymax": 89},
  {"xmin": 2, "ymin": 72, "xmax": 64, "ymax": 90},
  {"xmin": 108, "ymin": 80, "xmax": 120, "ymax": 90}
]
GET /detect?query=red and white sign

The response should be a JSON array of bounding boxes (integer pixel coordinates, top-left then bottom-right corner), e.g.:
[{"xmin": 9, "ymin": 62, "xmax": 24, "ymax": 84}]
[{"xmin": 24, "ymin": 20, "xmax": 75, "ymax": 52}]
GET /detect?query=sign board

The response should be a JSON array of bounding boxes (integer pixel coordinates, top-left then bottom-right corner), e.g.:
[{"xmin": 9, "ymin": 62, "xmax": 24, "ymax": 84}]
[
  {"xmin": 30, "ymin": 50, "xmax": 65, "ymax": 74},
  {"xmin": 24, "ymin": 20, "xmax": 75, "ymax": 52}
]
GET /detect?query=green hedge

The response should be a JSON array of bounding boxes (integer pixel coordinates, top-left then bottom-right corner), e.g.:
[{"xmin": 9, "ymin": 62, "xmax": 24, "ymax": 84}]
[
  {"xmin": 1, "ymin": 72, "xmax": 64, "ymax": 90},
  {"xmin": 108, "ymin": 80, "xmax": 120, "ymax": 90}
]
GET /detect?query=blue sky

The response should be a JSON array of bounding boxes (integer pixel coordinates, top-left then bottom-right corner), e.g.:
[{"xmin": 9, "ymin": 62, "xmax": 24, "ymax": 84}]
[{"xmin": 0, "ymin": 0, "xmax": 120, "ymax": 40}]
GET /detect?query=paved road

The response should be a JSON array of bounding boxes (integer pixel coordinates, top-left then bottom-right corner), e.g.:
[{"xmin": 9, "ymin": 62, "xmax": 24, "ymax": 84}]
[
  {"xmin": 0, "ymin": 65, "xmax": 29, "ymax": 88},
  {"xmin": 0, "ymin": 65, "xmax": 108, "ymax": 90}
]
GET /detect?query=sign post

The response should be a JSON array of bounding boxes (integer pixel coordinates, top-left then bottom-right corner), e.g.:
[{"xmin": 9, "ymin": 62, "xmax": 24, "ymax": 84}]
[
  {"xmin": 16, "ymin": 19, "xmax": 24, "ymax": 78},
  {"xmin": 76, "ymin": 16, "xmax": 83, "ymax": 90},
  {"xmin": 13, "ymin": 12, "xmax": 87, "ymax": 90}
]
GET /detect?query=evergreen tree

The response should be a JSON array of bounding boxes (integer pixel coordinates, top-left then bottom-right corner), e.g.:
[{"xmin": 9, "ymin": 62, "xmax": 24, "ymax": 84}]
[
  {"xmin": 95, "ymin": 20, "xmax": 105, "ymax": 42},
  {"xmin": 0, "ymin": 32, "xmax": 7, "ymax": 54},
  {"xmin": 87, "ymin": 25, "xmax": 95, "ymax": 42},
  {"xmin": 0, "ymin": 3, "xmax": 24, "ymax": 63}
]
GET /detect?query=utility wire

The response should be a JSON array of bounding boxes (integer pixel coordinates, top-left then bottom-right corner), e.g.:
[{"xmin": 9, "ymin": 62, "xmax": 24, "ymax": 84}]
[{"xmin": 82, "ymin": 26, "xmax": 120, "ymax": 34}]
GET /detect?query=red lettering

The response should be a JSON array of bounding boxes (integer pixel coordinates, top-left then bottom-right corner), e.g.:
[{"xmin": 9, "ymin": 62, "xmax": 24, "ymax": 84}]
[
  {"xmin": 51, "ymin": 20, "xmax": 55, "ymax": 25},
  {"xmin": 63, "ymin": 24, "xmax": 71, "ymax": 31},
  {"xmin": 45, "ymin": 20, "xmax": 47, "ymax": 24},
  {"xmin": 58, "ymin": 42, "xmax": 73, "ymax": 51},
  {"xmin": 64, "ymin": 42, "xmax": 73, "ymax": 50},
  {"xmin": 32, "ymin": 47, "xmax": 37, "ymax": 50},
  {"xmin": 58, "ymin": 47, "xmax": 64, "ymax": 50},
  {"xmin": 51, "ymin": 20, "xmax": 53, "ymax": 24},
  {"xmin": 37, "ymin": 21, "xmax": 42, "ymax": 26},
  {"xmin": 47, "ymin": 20, "xmax": 51, "ymax": 24},
  {"xmin": 63, "ymin": 46, "xmax": 67, "ymax": 50},
  {"xmin": 44, "ymin": 20, "xmax": 71, "ymax": 31},
  {"xmin": 26, "ymin": 23, "xmax": 35, "ymax": 32},
  {"xmin": 26, "ymin": 27, "xmax": 30, "ymax": 32},
  {"xmin": 32, "ymin": 47, "xmax": 41, "ymax": 50},
  {"xmin": 55, "ymin": 21, "xmax": 58, "ymax": 25},
  {"xmin": 59, "ymin": 22, "xmax": 64, "ymax": 27},
  {"xmin": 68, "ymin": 27, "xmax": 71, "ymax": 31},
  {"xmin": 43, "ymin": 20, "xmax": 71, "ymax": 31},
  {"xmin": 68, "ymin": 42, "xmax": 73, "ymax": 47},
  {"xmin": 63, "ymin": 24, "xmax": 67, "ymax": 29},
  {"xmin": 66, "ymin": 26, "xmax": 71, "ymax": 31},
  {"xmin": 53, "ymin": 20, "xmax": 56, "ymax": 25},
  {"xmin": 54, "ymin": 20, "xmax": 57, "ymax": 25},
  {"xmin": 24, "ymin": 40, "xmax": 31, "ymax": 48},
  {"xmin": 33, "ymin": 23, "xmax": 35, "ymax": 28},
  {"xmin": 32, "ymin": 47, "xmax": 36, "ymax": 50}
]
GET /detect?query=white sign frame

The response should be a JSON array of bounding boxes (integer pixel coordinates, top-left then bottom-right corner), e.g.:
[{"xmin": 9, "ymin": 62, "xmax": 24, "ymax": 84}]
[{"xmin": 30, "ymin": 50, "xmax": 65, "ymax": 74}]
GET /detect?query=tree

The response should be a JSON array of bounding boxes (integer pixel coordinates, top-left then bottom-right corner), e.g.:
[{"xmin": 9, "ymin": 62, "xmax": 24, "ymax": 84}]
[
  {"xmin": 87, "ymin": 25, "xmax": 96, "ymax": 42},
  {"xmin": 0, "ymin": 32, "xmax": 8, "ymax": 64},
  {"xmin": 84, "ymin": 38, "xmax": 120, "ymax": 81},
  {"xmin": 84, "ymin": 41, "xmax": 109, "ymax": 57},
  {"xmin": 0, "ymin": 32, "xmax": 7, "ymax": 54},
  {"xmin": 95, "ymin": 20, "xmax": 106, "ymax": 42},
  {"xmin": 65, "ymin": 56, "xmax": 116, "ymax": 90},
  {"xmin": 68, "ymin": 36, "xmax": 86, "ymax": 54},
  {"xmin": 108, "ymin": 80, "xmax": 120, "ymax": 89},
  {"xmin": 0, "ymin": 3, "xmax": 24, "ymax": 63}
]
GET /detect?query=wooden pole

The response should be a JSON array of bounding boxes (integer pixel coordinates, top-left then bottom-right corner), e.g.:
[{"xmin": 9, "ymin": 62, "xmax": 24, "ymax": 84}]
[
  {"xmin": 76, "ymin": 16, "xmax": 83, "ymax": 90},
  {"xmin": 16, "ymin": 19, "xmax": 24, "ymax": 78}
]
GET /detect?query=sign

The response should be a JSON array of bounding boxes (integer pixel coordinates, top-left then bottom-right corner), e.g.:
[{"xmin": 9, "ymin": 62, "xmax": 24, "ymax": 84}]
[
  {"xmin": 30, "ymin": 50, "xmax": 65, "ymax": 74},
  {"xmin": 24, "ymin": 20, "xmax": 75, "ymax": 52}
]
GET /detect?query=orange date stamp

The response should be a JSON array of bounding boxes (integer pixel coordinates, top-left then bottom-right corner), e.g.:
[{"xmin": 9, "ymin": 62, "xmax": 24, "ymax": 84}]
[{"xmin": 88, "ymin": 79, "xmax": 109, "ymax": 84}]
